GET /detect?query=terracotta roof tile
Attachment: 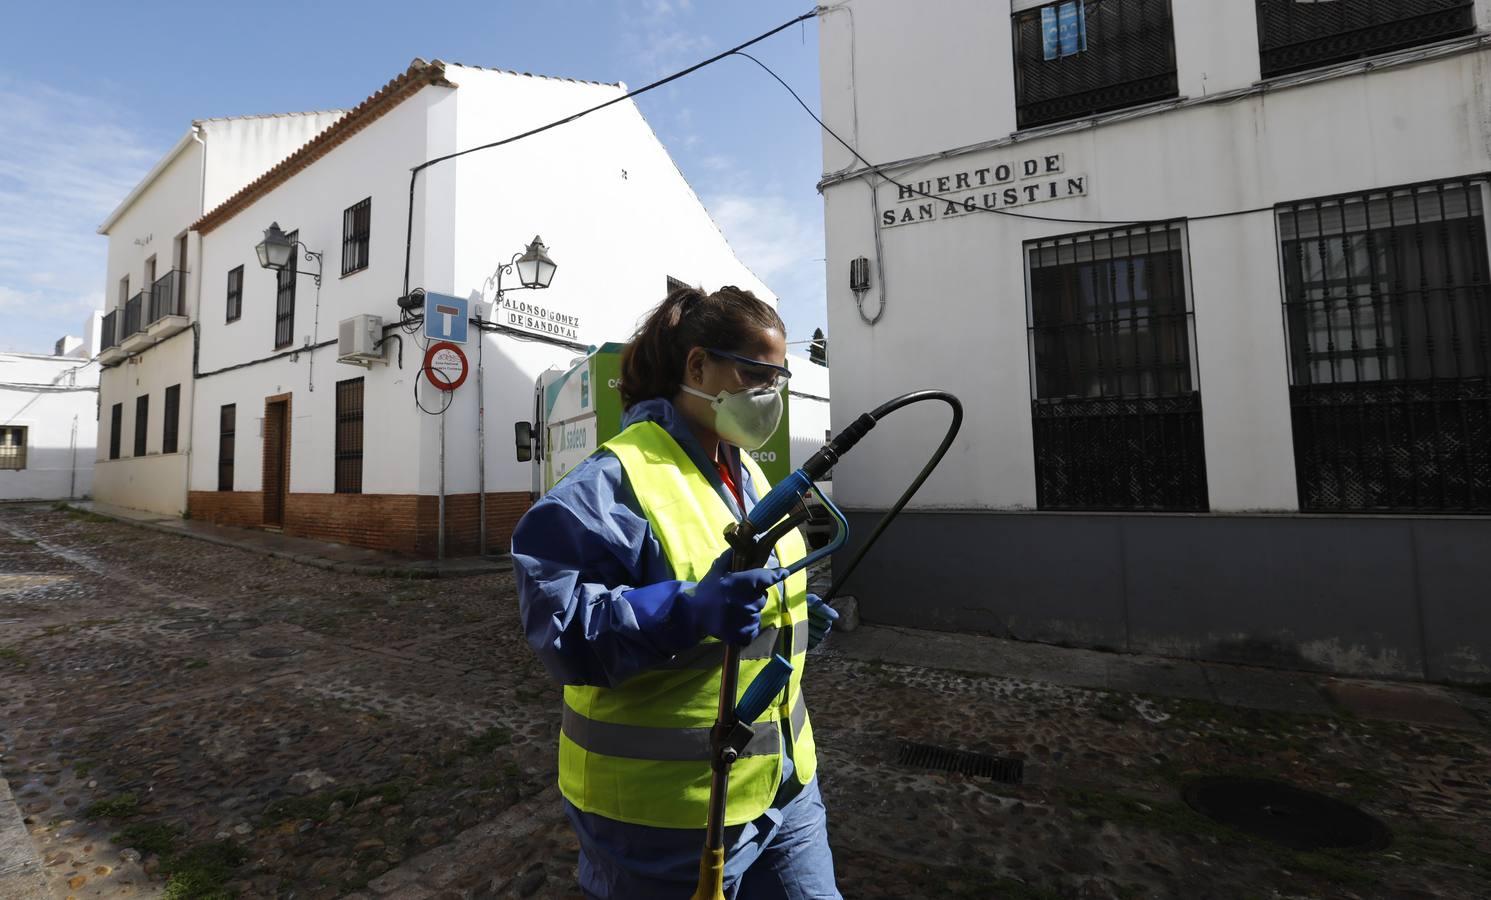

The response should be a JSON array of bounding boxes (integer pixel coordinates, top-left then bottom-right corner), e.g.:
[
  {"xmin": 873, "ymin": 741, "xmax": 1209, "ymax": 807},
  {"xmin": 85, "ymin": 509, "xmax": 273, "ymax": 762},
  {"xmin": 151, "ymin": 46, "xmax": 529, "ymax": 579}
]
[{"xmin": 192, "ymin": 59, "xmax": 457, "ymax": 235}]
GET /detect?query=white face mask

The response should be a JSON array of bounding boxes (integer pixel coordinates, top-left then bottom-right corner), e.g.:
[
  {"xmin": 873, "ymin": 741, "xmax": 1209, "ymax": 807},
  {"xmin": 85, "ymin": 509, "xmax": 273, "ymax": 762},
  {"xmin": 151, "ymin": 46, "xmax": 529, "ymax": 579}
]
[{"xmin": 680, "ymin": 384, "xmax": 784, "ymax": 450}]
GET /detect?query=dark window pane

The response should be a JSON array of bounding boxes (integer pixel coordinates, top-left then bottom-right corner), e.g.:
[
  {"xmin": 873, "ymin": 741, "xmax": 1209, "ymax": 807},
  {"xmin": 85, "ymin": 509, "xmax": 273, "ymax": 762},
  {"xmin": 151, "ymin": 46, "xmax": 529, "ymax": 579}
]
[
  {"xmin": 109, "ymin": 404, "xmax": 122, "ymax": 460},
  {"xmin": 342, "ymin": 198, "xmax": 371, "ymax": 276},
  {"xmin": 134, "ymin": 394, "xmax": 149, "ymax": 457},
  {"xmin": 219, "ymin": 404, "xmax": 236, "ymax": 492},
  {"xmin": 1280, "ymin": 178, "xmax": 1491, "ymax": 512},
  {"xmin": 163, "ymin": 384, "xmax": 180, "ymax": 454},
  {"xmin": 335, "ymin": 377, "xmax": 364, "ymax": 494},
  {"xmin": 1013, "ymin": 0, "xmax": 1179, "ymax": 129},
  {"xmin": 275, "ymin": 231, "xmax": 298, "ymax": 349},
  {"xmin": 1256, "ymin": 0, "xmax": 1475, "ymax": 78},
  {"xmin": 227, "ymin": 265, "xmax": 243, "ymax": 323},
  {"xmin": 1026, "ymin": 223, "xmax": 1208, "ymax": 511}
]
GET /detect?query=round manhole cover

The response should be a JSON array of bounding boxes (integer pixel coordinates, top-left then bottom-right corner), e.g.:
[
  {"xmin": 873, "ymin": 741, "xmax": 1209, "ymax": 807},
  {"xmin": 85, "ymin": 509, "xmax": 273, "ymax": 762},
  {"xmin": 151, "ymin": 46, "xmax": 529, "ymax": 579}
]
[
  {"xmin": 215, "ymin": 618, "xmax": 262, "ymax": 632},
  {"xmin": 1183, "ymin": 776, "xmax": 1390, "ymax": 851},
  {"xmin": 248, "ymin": 646, "xmax": 302, "ymax": 660}
]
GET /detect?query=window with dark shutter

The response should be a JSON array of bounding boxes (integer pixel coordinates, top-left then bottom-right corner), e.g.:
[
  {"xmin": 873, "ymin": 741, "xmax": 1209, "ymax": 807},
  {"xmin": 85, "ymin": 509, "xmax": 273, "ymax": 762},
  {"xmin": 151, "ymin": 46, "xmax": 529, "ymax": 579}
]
[
  {"xmin": 1255, "ymin": 0, "xmax": 1474, "ymax": 79},
  {"xmin": 1012, "ymin": 0, "xmax": 1178, "ymax": 130},
  {"xmin": 219, "ymin": 404, "xmax": 236, "ymax": 491},
  {"xmin": 335, "ymin": 377, "xmax": 364, "ymax": 493},
  {"xmin": 1024, "ymin": 221, "xmax": 1208, "ymax": 511},
  {"xmin": 109, "ymin": 404, "xmax": 122, "ymax": 460},
  {"xmin": 227, "ymin": 265, "xmax": 243, "ymax": 323},
  {"xmin": 1279, "ymin": 177, "xmax": 1491, "ymax": 512},
  {"xmin": 342, "ymin": 198, "xmax": 371, "ymax": 276},
  {"xmin": 275, "ymin": 230, "xmax": 298, "ymax": 349},
  {"xmin": 134, "ymin": 394, "xmax": 149, "ymax": 457},
  {"xmin": 163, "ymin": 384, "xmax": 180, "ymax": 454}
]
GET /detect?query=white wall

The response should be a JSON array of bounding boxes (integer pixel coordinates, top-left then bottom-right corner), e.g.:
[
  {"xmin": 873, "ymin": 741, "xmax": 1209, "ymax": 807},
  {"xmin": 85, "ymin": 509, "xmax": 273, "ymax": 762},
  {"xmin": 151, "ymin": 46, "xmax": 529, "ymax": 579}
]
[
  {"xmin": 820, "ymin": 5, "xmax": 1491, "ymax": 512},
  {"xmin": 95, "ymin": 332, "xmax": 192, "ymax": 514},
  {"xmin": 191, "ymin": 90, "xmax": 454, "ymax": 496},
  {"xmin": 443, "ymin": 65, "xmax": 783, "ymax": 498},
  {"xmin": 1, "ymin": 353, "xmax": 99, "ymax": 501}
]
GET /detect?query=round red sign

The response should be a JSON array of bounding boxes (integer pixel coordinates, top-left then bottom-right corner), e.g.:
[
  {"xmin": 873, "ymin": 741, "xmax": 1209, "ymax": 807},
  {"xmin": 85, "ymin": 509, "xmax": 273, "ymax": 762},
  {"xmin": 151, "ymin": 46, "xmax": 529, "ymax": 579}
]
[{"xmin": 423, "ymin": 341, "xmax": 469, "ymax": 392}]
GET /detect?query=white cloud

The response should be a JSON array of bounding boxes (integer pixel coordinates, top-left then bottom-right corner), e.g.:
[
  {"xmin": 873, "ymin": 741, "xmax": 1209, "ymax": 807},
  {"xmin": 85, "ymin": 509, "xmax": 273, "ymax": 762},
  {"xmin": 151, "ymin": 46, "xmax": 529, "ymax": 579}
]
[
  {"xmin": 0, "ymin": 79, "xmax": 158, "ymax": 353},
  {"xmin": 702, "ymin": 191, "xmax": 826, "ymax": 343}
]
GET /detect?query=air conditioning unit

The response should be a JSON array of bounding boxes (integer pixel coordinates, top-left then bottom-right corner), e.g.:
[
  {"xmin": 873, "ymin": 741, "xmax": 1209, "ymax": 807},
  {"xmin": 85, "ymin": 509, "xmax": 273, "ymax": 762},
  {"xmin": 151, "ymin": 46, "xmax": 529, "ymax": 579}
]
[{"xmin": 338, "ymin": 314, "xmax": 385, "ymax": 366}]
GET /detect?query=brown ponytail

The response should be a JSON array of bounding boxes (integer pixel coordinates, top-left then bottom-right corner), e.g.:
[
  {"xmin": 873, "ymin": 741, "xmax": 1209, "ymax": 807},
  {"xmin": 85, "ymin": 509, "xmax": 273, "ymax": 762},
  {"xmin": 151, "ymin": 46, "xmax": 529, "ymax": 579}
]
[{"xmin": 619, "ymin": 285, "xmax": 785, "ymax": 409}]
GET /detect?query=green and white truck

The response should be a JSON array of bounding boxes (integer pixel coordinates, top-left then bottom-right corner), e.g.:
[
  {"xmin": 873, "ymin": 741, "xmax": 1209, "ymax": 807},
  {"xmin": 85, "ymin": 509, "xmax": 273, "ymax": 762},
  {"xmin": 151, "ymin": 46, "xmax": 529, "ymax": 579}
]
[{"xmin": 514, "ymin": 342, "xmax": 799, "ymax": 495}]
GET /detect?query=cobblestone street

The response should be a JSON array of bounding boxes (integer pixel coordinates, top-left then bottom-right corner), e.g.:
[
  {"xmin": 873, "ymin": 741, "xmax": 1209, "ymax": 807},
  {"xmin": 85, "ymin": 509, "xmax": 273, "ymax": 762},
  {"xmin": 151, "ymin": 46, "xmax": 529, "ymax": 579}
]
[{"xmin": 2, "ymin": 503, "xmax": 1490, "ymax": 899}]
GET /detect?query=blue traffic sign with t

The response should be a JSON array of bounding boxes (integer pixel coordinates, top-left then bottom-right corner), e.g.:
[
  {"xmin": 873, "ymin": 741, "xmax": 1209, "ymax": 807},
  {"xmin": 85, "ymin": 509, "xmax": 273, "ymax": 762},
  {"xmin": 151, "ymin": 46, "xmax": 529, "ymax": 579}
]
[{"xmin": 424, "ymin": 292, "xmax": 469, "ymax": 344}]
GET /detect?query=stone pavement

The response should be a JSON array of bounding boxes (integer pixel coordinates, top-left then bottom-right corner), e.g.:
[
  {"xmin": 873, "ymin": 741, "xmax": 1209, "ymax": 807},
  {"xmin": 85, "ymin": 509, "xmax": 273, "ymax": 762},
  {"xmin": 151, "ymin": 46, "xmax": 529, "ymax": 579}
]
[
  {"xmin": 831, "ymin": 622, "xmax": 1491, "ymax": 727},
  {"xmin": 66, "ymin": 501, "xmax": 511, "ymax": 579},
  {"xmin": 3, "ymin": 503, "xmax": 1490, "ymax": 899}
]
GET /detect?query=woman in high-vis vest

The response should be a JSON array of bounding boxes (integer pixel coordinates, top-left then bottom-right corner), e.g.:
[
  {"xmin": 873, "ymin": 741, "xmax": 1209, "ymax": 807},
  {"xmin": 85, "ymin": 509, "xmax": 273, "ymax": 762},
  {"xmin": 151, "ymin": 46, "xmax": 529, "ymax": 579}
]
[{"xmin": 513, "ymin": 285, "xmax": 842, "ymax": 899}]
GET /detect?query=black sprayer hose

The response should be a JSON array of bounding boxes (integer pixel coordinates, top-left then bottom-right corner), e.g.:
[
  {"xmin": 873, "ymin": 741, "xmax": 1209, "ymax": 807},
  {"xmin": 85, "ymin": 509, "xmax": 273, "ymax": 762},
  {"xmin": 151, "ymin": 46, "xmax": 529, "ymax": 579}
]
[{"xmin": 823, "ymin": 391, "xmax": 963, "ymax": 603}]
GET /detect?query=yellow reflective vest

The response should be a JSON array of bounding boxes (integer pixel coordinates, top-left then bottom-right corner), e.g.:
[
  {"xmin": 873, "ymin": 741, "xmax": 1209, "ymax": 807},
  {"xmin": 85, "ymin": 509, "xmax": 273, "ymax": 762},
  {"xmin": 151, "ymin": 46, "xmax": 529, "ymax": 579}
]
[{"xmin": 557, "ymin": 420, "xmax": 817, "ymax": 828}]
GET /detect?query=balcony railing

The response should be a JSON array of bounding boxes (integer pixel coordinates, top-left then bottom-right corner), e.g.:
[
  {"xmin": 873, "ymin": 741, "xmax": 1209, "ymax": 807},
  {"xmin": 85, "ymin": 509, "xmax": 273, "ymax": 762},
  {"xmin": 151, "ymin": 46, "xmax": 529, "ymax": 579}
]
[
  {"xmin": 100, "ymin": 310, "xmax": 119, "ymax": 352},
  {"xmin": 149, "ymin": 269, "xmax": 185, "ymax": 324},
  {"xmin": 123, "ymin": 292, "xmax": 145, "ymax": 338},
  {"xmin": 1014, "ymin": 0, "xmax": 1179, "ymax": 130},
  {"xmin": 1256, "ymin": 0, "xmax": 1475, "ymax": 78}
]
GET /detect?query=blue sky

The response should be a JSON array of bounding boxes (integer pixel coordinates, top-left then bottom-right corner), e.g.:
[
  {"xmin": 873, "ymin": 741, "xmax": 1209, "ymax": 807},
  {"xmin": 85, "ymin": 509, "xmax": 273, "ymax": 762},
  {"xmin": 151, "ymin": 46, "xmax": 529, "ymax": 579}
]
[{"xmin": 0, "ymin": 0, "xmax": 826, "ymax": 355}]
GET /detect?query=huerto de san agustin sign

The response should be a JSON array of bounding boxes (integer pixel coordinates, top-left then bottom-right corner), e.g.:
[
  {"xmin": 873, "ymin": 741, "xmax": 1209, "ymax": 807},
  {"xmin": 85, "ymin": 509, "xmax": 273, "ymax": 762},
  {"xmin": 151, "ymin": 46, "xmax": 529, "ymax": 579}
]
[{"xmin": 881, "ymin": 152, "xmax": 1087, "ymax": 228}]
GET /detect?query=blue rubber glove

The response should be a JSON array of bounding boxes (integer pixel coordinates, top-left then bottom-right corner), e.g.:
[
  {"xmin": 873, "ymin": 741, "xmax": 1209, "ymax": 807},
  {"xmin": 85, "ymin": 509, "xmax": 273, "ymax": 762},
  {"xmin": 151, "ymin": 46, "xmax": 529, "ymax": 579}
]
[
  {"xmin": 680, "ymin": 549, "xmax": 789, "ymax": 646},
  {"xmin": 806, "ymin": 593, "xmax": 838, "ymax": 650}
]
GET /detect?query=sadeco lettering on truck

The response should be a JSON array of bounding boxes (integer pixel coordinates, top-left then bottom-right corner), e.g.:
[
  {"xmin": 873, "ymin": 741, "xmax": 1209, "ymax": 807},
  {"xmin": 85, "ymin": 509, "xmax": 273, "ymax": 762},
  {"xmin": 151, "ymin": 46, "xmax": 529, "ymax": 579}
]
[{"xmin": 514, "ymin": 342, "xmax": 792, "ymax": 496}]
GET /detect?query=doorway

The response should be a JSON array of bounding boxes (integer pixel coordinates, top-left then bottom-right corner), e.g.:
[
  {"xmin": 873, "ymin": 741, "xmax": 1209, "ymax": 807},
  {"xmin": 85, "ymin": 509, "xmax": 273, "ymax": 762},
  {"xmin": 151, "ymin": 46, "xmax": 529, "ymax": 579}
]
[{"xmin": 263, "ymin": 397, "xmax": 290, "ymax": 527}]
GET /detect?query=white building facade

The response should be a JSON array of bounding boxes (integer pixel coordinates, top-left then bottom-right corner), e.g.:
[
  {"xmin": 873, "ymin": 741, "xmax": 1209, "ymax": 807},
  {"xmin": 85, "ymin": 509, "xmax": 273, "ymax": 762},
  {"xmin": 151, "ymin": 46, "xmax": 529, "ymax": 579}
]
[
  {"xmin": 94, "ymin": 111, "xmax": 346, "ymax": 515},
  {"xmin": 187, "ymin": 60, "xmax": 782, "ymax": 556},
  {"xmin": 818, "ymin": 0, "xmax": 1491, "ymax": 680},
  {"xmin": 1, "ymin": 342, "xmax": 100, "ymax": 502}
]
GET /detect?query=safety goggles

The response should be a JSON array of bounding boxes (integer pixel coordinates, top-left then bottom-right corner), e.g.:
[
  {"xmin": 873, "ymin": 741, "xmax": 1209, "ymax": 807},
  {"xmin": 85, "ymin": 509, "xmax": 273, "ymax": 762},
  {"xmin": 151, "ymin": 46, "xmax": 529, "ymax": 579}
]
[{"xmin": 707, "ymin": 348, "xmax": 791, "ymax": 392}]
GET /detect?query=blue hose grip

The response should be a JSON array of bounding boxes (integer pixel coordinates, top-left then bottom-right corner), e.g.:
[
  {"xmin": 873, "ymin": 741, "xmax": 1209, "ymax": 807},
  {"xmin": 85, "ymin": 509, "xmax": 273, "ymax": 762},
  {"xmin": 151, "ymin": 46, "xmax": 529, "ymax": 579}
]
[
  {"xmin": 735, "ymin": 654, "xmax": 794, "ymax": 725},
  {"xmin": 746, "ymin": 470, "xmax": 813, "ymax": 532}
]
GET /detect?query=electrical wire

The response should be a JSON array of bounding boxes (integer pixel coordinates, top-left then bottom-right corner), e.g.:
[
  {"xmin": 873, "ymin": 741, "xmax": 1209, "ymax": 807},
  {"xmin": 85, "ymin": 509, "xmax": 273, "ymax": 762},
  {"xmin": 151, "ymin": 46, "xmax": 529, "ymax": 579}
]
[
  {"xmin": 402, "ymin": 8, "xmax": 820, "ymax": 298},
  {"xmin": 731, "ymin": 50, "xmax": 1287, "ymax": 228},
  {"xmin": 824, "ymin": 390, "xmax": 963, "ymax": 602}
]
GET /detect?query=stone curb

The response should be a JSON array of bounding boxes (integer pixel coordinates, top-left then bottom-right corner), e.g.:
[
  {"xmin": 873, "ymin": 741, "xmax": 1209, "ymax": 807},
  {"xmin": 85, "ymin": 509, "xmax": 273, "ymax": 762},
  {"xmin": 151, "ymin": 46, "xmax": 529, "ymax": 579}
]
[
  {"xmin": 56, "ymin": 503, "xmax": 513, "ymax": 580},
  {"xmin": 0, "ymin": 771, "xmax": 50, "ymax": 899}
]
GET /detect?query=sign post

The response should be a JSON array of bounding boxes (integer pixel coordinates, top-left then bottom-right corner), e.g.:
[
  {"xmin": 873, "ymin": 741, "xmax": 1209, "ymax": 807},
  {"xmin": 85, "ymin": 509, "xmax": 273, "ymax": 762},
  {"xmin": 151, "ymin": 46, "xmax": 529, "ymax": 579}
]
[{"xmin": 421, "ymin": 340, "xmax": 469, "ymax": 560}]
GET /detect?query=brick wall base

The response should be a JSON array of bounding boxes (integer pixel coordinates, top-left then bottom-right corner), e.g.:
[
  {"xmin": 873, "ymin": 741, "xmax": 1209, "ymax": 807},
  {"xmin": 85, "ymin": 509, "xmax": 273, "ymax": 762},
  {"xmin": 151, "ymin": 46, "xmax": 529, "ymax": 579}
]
[{"xmin": 188, "ymin": 490, "xmax": 531, "ymax": 558}]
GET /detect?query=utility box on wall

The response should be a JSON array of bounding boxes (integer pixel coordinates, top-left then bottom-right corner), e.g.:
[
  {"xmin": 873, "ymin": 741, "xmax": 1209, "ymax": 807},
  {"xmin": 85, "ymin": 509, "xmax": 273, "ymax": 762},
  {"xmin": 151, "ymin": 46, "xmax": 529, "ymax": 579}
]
[{"xmin": 337, "ymin": 314, "xmax": 385, "ymax": 366}]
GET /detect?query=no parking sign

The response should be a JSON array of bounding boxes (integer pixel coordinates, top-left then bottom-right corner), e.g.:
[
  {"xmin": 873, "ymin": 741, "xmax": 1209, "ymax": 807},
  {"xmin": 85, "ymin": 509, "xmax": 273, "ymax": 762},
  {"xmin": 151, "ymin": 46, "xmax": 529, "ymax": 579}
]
[{"xmin": 423, "ymin": 341, "xmax": 469, "ymax": 391}]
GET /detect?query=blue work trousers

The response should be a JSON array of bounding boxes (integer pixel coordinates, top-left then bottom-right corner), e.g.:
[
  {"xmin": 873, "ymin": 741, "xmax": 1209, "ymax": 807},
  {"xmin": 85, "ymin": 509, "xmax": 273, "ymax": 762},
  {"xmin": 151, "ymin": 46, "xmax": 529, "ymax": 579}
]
[{"xmin": 566, "ymin": 777, "xmax": 842, "ymax": 900}]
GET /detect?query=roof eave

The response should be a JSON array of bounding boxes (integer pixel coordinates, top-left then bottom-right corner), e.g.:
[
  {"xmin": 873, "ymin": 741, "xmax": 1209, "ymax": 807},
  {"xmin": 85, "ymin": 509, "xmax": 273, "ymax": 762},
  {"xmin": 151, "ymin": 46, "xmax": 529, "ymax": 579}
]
[{"xmin": 96, "ymin": 126, "xmax": 201, "ymax": 235}]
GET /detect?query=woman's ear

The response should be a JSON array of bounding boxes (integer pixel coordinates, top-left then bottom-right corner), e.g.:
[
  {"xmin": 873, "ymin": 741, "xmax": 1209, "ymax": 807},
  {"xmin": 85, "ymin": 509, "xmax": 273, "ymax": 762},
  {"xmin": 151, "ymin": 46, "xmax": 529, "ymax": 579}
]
[{"xmin": 683, "ymin": 346, "xmax": 708, "ymax": 388}]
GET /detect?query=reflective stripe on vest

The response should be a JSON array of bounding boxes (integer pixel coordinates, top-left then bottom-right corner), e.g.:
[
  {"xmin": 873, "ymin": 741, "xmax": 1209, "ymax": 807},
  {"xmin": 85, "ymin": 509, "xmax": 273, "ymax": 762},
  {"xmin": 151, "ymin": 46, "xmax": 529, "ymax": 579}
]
[{"xmin": 558, "ymin": 421, "xmax": 816, "ymax": 829}]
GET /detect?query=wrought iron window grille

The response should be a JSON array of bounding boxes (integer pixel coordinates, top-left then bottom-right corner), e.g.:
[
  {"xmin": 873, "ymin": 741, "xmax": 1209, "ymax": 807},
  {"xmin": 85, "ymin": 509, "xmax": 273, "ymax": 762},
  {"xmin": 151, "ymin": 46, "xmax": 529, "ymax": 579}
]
[
  {"xmin": 341, "ymin": 198, "xmax": 371, "ymax": 277},
  {"xmin": 1025, "ymin": 221, "xmax": 1209, "ymax": 511},
  {"xmin": 275, "ymin": 230, "xmax": 299, "ymax": 349},
  {"xmin": 1279, "ymin": 176, "xmax": 1491, "ymax": 512},
  {"xmin": 218, "ymin": 404, "xmax": 236, "ymax": 492},
  {"xmin": 227, "ymin": 265, "xmax": 243, "ymax": 323},
  {"xmin": 335, "ymin": 377, "xmax": 364, "ymax": 494},
  {"xmin": 1256, "ymin": 0, "xmax": 1475, "ymax": 79}
]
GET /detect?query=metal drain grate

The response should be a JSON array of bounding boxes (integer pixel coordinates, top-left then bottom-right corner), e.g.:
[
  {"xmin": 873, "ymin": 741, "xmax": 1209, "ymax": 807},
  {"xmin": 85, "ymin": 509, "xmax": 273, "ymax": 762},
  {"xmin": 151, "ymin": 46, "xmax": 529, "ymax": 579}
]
[{"xmin": 896, "ymin": 742, "xmax": 1024, "ymax": 784}]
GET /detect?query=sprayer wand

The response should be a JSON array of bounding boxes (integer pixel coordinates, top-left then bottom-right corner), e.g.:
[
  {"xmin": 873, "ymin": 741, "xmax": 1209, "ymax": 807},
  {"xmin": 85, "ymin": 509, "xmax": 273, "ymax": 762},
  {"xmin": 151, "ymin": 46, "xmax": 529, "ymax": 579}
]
[{"xmin": 690, "ymin": 390, "xmax": 963, "ymax": 900}]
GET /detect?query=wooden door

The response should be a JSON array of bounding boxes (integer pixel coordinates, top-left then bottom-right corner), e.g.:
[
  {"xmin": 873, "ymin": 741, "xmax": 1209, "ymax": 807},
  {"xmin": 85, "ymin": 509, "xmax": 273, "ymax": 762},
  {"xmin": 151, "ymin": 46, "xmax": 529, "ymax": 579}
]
[{"xmin": 263, "ymin": 399, "xmax": 289, "ymax": 527}]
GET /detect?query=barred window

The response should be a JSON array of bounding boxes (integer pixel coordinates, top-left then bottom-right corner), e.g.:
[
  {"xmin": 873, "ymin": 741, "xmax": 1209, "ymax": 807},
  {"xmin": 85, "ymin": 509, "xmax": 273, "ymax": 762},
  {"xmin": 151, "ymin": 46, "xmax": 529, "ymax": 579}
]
[
  {"xmin": 335, "ymin": 377, "xmax": 364, "ymax": 494},
  {"xmin": 275, "ymin": 229, "xmax": 298, "ymax": 349},
  {"xmin": 1025, "ymin": 222, "xmax": 1208, "ymax": 511},
  {"xmin": 1012, "ymin": 0, "xmax": 1178, "ymax": 130},
  {"xmin": 0, "ymin": 426, "xmax": 26, "ymax": 470},
  {"xmin": 1280, "ymin": 177, "xmax": 1491, "ymax": 512},
  {"xmin": 219, "ymin": 404, "xmax": 236, "ymax": 492},
  {"xmin": 163, "ymin": 384, "xmax": 181, "ymax": 454},
  {"xmin": 109, "ymin": 403, "xmax": 122, "ymax": 460},
  {"xmin": 134, "ymin": 394, "xmax": 149, "ymax": 457},
  {"xmin": 342, "ymin": 198, "xmax": 371, "ymax": 276},
  {"xmin": 227, "ymin": 265, "xmax": 243, "ymax": 323},
  {"xmin": 1256, "ymin": 0, "xmax": 1474, "ymax": 79}
]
